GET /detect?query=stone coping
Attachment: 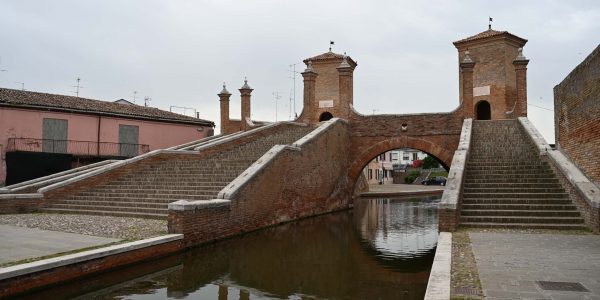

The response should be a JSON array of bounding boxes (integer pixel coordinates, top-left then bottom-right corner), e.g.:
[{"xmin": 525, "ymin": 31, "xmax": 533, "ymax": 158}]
[
  {"xmin": 168, "ymin": 199, "xmax": 230, "ymax": 211},
  {"xmin": 518, "ymin": 117, "xmax": 600, "ymax": 208},
  {"xmin": 0, "ymin": 193, "xmax": 43, "ymax": 200},
  {"xmin": 349, "ymin": 103, "xmax": 463, "ymax": 117},
  {"xmin": 439, "ymin": 118, "xmax": 472, "ymax": 210},
  {"xmin": 424, "ymin": 232, "xmax": 451, "ymax": 300},
  {"xmin": 166, "ymin": 134, "xmax": 223, "ymax": 150},
  {"xmin": 217, "ymin": 118, "xmax": 341, "ymax": 200},
  {"xmin": 0, "ymin": 160, "xmax": 117, "ymax": 194},
  {"xmin": 0, "ymin": 234, "xmax": 182, "ymax": 281}
]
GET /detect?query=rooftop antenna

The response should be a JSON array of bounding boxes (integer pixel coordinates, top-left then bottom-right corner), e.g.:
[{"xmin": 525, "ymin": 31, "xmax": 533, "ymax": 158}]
[
  {"xmin": 288, "ymin": 89, "xmax": 293, "ymax": 120},
  {"xmin": 272, "ymin": 91, "xmax": 281, "ymax": 121},
  {"xmin": 488, "ymin": 17, "xmax": 493, "ymax": 30},
  {"xmin": 15, "ymin": 82, "xmax": 24, "ymax": 91},
  {"xmin": 288, "ymin": 63, "xmax": 300, "ymax": 118},
  {"xmin": 133, "ymin": 91, "xmax": 138, "ymax": 104},
  {"xmin": 372, "ymin": 109, "xmax": 378, "ymax": 115},
  {"xmin": 329, "ymin": 40, "xmax": 335, "ymax": 52},
  {"xmin": 144, "ymin": 96, "xmax": 151, "ymax": 107},
  {"xmin": 72, "ymin": 77, "xmax": 83, "ymax": 97}
]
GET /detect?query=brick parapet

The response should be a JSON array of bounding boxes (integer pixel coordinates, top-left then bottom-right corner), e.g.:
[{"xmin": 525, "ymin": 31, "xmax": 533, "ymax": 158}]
[
  {"xmin": 438, "ymin": 119, "xmax": 472, "ymax": 232},
  {"xmin": 553, "ymin": 44, "xmax": 600, "ymax": 185},
  {"xmin": 168, "ymin": 118, "xmax": 351, "ymax": 247},
  {"xmin": 519, "ymin": 117, "xmax": 600, "ymax": 232}
]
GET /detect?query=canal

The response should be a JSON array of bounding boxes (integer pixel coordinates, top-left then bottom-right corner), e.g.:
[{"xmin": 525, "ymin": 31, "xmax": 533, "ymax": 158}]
[{"xmin": 23, "ymin": 195, "xmax": 440, "ymax": 300}]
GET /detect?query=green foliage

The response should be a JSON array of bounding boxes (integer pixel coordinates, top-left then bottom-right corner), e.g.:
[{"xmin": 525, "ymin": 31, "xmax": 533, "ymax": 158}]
[
  {"xmin": 428, "ymin": 171, "xmax": 449, "ymax": 178},
  {"xmin": 422, "ymin": 155, "xmax": 440, "ymax": 169},
  {"xmin": 404, "ymin": 170, "xmax": 421, "ymax": 184}
]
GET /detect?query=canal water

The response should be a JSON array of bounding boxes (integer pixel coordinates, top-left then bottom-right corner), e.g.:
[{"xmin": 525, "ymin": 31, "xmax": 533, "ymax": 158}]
[{"xmin": 23, "ymin": 195, "xmax": 440, "ymax": 300}]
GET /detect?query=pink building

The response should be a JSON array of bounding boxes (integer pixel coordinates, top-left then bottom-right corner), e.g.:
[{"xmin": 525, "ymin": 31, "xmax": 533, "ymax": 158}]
[{"xmin": 0, "ymin": 88, "xmax": 214, "ymax": 185}]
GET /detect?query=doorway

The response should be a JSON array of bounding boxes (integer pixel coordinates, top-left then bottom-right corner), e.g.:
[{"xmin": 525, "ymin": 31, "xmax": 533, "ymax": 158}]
[{"xmin": 475, "ymin": 101, "xmax": 491, "ymax": 120}]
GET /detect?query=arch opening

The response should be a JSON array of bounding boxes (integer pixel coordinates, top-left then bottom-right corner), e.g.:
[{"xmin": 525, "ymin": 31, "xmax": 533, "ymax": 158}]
[
  {"xmin": 475, "ymin": 100, "xmax": 491, "ymax": 120},
  {"xmin": 319, "ymin": 112, "xmax": 333, "ymax": 122}
]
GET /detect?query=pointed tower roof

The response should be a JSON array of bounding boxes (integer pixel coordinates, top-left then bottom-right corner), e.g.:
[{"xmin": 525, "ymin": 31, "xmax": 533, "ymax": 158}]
[
  {"xmin": 453, "ymin": 29, "xmax": 527, "ymax": 47},
  {"xmin": 303, "ymin": 51, "xmax": 357, "ymax": 67}
]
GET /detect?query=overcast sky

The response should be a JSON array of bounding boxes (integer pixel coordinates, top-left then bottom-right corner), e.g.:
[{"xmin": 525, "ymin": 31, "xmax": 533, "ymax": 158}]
[{"xmin": 1, "ymin": 1, "xmax": 599, "ymax": 142}]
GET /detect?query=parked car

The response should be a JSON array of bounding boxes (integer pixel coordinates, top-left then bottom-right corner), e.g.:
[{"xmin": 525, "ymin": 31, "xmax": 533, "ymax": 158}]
[{"xmin": 421, "ymin": 176, "xmax": 447, "ymax": 186}]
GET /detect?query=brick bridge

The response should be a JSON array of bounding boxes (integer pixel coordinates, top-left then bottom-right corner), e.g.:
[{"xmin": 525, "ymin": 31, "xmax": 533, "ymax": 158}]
[{"xmin": 1, "ymin": 28, "xmax": 598, "ymax": 249}]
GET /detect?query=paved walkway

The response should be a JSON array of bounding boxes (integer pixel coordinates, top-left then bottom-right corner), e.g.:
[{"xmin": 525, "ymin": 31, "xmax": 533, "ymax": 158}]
[
  {"xmin": 361, "ymin": 183, "xmax": 444, "ymax": 197},
  {"xmin": 470, "ymin": 232, "xmax": 600, "ymax": 299},
  {"xmin": 0, "ymin": 224, "xmax": 120, "ymax": 264}
]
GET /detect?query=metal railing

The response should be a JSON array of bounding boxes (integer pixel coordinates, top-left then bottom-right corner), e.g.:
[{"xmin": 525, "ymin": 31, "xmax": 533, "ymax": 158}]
[{"xmin": 6, "ymin": 138, "xmax": 150, "ymax": 158}]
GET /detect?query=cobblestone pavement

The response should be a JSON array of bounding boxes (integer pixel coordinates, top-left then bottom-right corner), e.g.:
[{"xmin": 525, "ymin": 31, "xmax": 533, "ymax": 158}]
[
  {"xmin": 470, "ymin": 232, "xmax": 600, "ymax": 300},
  {"xmin": 0, "ymin": 213, "xmax": 167, "ymax": 240}
]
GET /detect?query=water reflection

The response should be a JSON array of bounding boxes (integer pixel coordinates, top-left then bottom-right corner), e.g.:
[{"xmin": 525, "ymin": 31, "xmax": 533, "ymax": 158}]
[{"xmin": 23, "ymin": 195, "xmax": 440, "ymax": 300}]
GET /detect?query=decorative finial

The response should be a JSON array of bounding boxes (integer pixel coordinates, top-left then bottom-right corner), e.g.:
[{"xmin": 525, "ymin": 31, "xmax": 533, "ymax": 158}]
[
  {"xmin": 488, "ymin": 17, "xmax": 493, "ymax": 30},
  {"xmin": 462, "ymin": 50, "xmax": 473, "ymax": 63},
  {"xmin": 220, "ymin": 82, "xmax": 230, "ymax": 94},
  {"xmin": 339, "ymin": 53, "xmax": 351, "ymax": 68},
  {"xmin": 515, "ymin": 47, "xmax": 527, "ymax": 61},
  {"xmin": 305, "ymin": 60, "xmax": 314, "ymax": 72},
  {"xmin": 329, "ymin": 40, "xmax": 335, "ymax": 52},
  {"xmin": 241, "ymin": 77, "xmax": 252, "ymax": 89}
]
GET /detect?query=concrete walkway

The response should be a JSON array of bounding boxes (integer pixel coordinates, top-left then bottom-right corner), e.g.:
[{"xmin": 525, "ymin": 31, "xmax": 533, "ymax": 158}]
[
  {"xmin": 361, "ymin": 183, "xmax": 444, "ymax": 197},
  {"xmin": 0, "ymin": 224, "xmax": 120, "ymax": 264},
  {"xmin": 470, "ymin": 232, "xmax": 600, "ymax": 299}
]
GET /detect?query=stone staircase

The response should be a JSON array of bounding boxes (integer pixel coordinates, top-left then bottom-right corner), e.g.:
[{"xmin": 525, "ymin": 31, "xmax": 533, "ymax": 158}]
[
  {"xmin": 40, "ymin": 125, "xmax": 313, "ymax": 218},
  {"xmin": 460, "ymin": 120, "xmax": 586, "ymax": 229}
]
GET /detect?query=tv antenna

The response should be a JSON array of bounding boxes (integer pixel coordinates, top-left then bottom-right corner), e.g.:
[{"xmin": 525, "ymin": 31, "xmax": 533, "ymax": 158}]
[
  {"xmin": 133, "ymin": 91, "xmax": 138, "ymax": 103},
  {"xmin": 16, "ymin": 82, "xmax": 25, "ymax": 91},
  {"xmin": 72, "ymin": 77, "xmax": 83, "ymax": 97},
  {"xmin": 144, "ymin": 96, "xmax": 152, "ymax": 107},
  {"xmin": 272, "ymin": 91, "xmax": 281, "ymax": 121},
  {"xmin": 288, "ymin": 63, "xmax": 300, "ymax": 119}
]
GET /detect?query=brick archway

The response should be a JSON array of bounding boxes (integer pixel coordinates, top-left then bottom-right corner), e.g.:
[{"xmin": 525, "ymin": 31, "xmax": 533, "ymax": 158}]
[{"xmin": 348, "ymin": 135, "xmax": 455, "ymax": 187}]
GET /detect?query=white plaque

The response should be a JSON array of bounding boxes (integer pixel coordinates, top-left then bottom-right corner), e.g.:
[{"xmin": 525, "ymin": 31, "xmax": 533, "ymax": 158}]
[
  {"xmin": 319, "ymin": 100, "xmax": 334, "ymax": 108},
  {"xmin": 473, "ymin": 86, "xmax": 490, "ymax": 96}
]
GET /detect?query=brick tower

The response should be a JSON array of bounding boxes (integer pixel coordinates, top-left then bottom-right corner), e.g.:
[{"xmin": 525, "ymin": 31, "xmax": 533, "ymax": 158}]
[
  {"xmin": 454, "ymin": 28, "xmax": 529, "ymax": 120},
  {"xmin": 297, "ymin": 51, "xmax": 357, "ymax": 123}
]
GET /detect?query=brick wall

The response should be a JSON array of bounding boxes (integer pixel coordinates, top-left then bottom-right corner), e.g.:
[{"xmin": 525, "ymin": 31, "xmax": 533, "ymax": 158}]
[
  {"xmin": 554, "ymin": 45, "xmax": 600, "ymax": 185},
  {"xmin": 169, "ymin": 119, "xmax": 351, "ymax": 247}
]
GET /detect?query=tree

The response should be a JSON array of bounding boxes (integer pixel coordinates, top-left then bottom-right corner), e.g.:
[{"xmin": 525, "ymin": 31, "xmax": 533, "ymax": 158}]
[{"xmin": 422, "ymin": 156, "xmax": 440, "ymax": 169}]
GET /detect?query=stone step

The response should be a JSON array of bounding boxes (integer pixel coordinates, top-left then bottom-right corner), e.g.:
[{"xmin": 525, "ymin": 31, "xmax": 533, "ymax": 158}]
[
  {"xmin": 461, "ymin": 203, "xmax": 577, "ymax": 210},
  {"xmin": 466, "ymin": 161, "xmax": 547, "ymax": 166},
  {"xmin": 463, "ymin": 192, "xmax": 569, "ymax": 199},
  {"xmin": 67, "ymin": 194, "xmax": 215, "ymax": 201},
  {"xmin": 460, "ymin": 209, "xmax": 581, "ymax": 217},
  {"xmin": 465, "ymin": 169, "xmax": 553, "ymax": 175},
  {"xmin": 77, "ymin": 189, "xmax": 222, "ymax": 198},
  {"xmin": 47, "ymin": 203, "xmax": 169, "ymax": 215},
  {"xmin": 465, "ymin": 165, "xmax": 550, "ymax": 171},
  {"xmin": 463, "ymin": 187, "xmax": 565, "ymax": 194},
  {"xmin": 90, "ymin": 185, "xmax": 226, "ymax": 192},
  {"xmin": 51, "ymin": 199, "xmax": 172, "ymax": 208},
  {"xmin": 460, "ymin": 216, "xmax": 584, "ymax": 224},
  {"xmin": 39, "ymin": 208, "xmax": 167, "ymax": 219},
  {"xmin": 460, "ymin": 222, "xmax": 589, "ymax": 230},
  {"xmin": 464, "ymin": 178, "xmax": 559, "ymax": 184},
  {"xmin": 462, "ymin": 198, "xmax": 573, "ymax": 205},
  {"xmin": 463, "ymin": 183, "xmax": 562, "ymax": 188}
]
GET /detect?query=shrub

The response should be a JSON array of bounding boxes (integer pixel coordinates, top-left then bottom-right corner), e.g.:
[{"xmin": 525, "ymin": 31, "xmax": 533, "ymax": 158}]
[{"xmin": 422, "ymin": 156, "xmax": 440, "ymax": 169}]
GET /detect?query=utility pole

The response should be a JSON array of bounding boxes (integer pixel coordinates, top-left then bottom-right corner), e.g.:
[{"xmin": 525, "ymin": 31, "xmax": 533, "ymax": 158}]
[
  {"xmin": 272, "ymin": 91, "xmax": 281, "ymax": 121},
  {"xmin": 133, "ymin": 91, "xmax": 138, "ymax": 104},
  {"xmin": 288, "ymin": 63, "xmax": 300, "ymax": 119}
]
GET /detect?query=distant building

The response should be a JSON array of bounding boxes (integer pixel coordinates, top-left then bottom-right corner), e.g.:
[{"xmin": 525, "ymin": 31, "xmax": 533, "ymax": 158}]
[
  {"xmin": 363, "ymin": 149, "xmax": 427, "ymax": 185},
  {"xmin": 0, "ymin": 88, "xmax": 215, "ymax": 185}
]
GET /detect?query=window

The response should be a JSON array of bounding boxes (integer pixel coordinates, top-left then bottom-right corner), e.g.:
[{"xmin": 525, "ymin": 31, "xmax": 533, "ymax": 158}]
[
  {"xmin": 379, "ymin": 153, "xmax": 385, "ymax": 161},
  {"xmin": 368, "ymin": 169, "xmax": 372, "ymax": 180},
  {"xmin": 119, "ymin": 125, "xmax": 140, "ymax": 157},
  {"xmin": 413, "ymin": 152, "xmax": 418, "ymax": 161},
  {"xmin": 42, "ymin": 118, "xmax": 68, "ymax": 154}
]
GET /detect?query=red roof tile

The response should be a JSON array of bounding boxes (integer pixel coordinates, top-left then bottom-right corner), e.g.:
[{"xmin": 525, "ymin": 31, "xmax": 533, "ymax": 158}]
[
  {"xmin": 303, "ymin": 51, "xmax": 357, "ymax": 66},
  {"xmin": 0, "ymin": 88, "xmax": 214, "ymax": 126},
  {"xmin": 453, "ymin": 29, "xmax": 527, "ymax": 46}
]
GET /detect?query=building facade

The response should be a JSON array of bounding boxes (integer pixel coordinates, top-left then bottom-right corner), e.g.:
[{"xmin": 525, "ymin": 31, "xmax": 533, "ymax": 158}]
[
  {"xmin": 363, "ymin": 149, "xmax": 427, "ymax": 185},
  {"xmin": 0, "ymin": 88, "xmax": 215, "ymax": 185}
]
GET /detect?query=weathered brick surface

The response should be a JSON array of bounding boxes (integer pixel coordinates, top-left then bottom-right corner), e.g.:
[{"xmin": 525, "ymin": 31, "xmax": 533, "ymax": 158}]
[
  {"xmin": 554, "ymin": 45, "xmax": 600, "ymax": 186},
  {"xmin": 0, "ymin": 239, "xmax": 183, "ymax": 298},
  {"xmin": 169, "ymin": 120, "xmax": 352, "ymax": 247}
]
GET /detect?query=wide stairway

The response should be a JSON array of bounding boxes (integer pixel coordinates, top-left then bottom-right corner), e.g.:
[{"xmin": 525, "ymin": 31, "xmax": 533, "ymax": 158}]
[
  {"xmin": 460, "ymin": 120, "xmax": 586, "ymax": 229},
  {"xmin": 40, "ymin": 125, "xmax": 313, "ymax": 218}
]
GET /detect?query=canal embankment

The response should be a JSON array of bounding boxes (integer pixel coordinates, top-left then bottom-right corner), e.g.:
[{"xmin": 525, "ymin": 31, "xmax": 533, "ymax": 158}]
[{"xmin": 361, "ymin": 183, "xmax": 444, "ymax": 198}]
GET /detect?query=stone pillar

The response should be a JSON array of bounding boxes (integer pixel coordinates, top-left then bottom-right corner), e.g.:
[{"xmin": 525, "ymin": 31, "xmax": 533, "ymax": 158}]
[
  {"xmin": 460, "ymin": 51, "xmax": 476, "ymax": 119},
  {"xmin": 239, "ymin": 79, "xmax": 253, "ymax": 131},
  {"xmin": 337, "ymin": 56, "xmax": 354, "ymax": 118},
  {"xmin": 513, "ymin": 48, "xmax": 529, "ymax": 118},
  {"xmin": 302, "ymin": 61, "xmax": 318, "ymax": 123},
  {"xmin": 218, "ymin": 83, "xmax": 231, "ymax": 134}
]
